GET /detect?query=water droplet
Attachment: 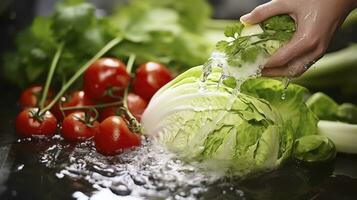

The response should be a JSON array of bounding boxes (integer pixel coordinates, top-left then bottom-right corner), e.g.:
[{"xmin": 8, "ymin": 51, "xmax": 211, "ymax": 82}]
[
  {"xmin": 132, "ymin": 175, "xmax": 146, "ymax": 186},
  {"xmin": 14, "ymin": 164, "xmax": 24, "ymax": 172},
  {"xmin": 281, "ymin": 93, "xmax": 286, "ymax": 100},
  {"xmin": 281, "ymin": 77, "xmax": 291, "ymax": 100},
  {"xmin": 178, "ymin": 191, "xmax": 188, "ymax": 197},
  {"xmin": 217, "ymin": 74, "xmax": 226, "ymax": 90},
  {"xmin": 56, "ymin": 173, "xmax": 65, "ymax": 179},
  {"xmin": 110, "ymin": 183, "xmax": 132, "ymax": 196}
]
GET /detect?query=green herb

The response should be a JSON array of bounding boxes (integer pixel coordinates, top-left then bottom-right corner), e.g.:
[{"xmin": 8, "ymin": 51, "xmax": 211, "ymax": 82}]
[
  {"xmin": 2, "ymin": 0, "xmax": 213, "ymax": 88},
  {"xmin": 216, "ymin": 15, "xmax": 295, "ymax": 67}
]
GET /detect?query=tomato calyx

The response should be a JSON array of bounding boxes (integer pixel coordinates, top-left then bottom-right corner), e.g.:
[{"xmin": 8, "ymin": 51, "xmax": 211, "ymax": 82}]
[
  {"xmin": 61, "ymin": 112, "xmax": 99, "ymax": 142},
  {"xmin": 61, "ymin": 105, "xmax": 99, "ymax": 126},
  {"xmin": 74, "ymin": 110, "xmax": 98, "ymax": 128},
  {"xmin": 28, "ymin": 108, "xmax": 47, "ymax": 122}
]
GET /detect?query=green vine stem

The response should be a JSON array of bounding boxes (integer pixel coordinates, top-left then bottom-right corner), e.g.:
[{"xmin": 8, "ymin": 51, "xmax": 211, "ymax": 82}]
[
  {"xmin": 69, "ymin": 107, "xmax": 99, "ymax": 127},
  {"xmin": 39, "ymin": 42, "xmax": 65, "ymax": 109},
  {"xmin": 41, "ymin": 36, "xmax": 123, "ymax": 115},
  {"xmin": 123, "ymin": 54, "xmax": 142, "ymax": 133},
  {"xmin": 60, "ymin": 101, "xmax": 124, "ymax": 111}
]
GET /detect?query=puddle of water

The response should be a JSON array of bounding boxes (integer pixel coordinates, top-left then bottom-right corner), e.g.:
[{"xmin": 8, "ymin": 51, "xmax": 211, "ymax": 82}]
[{"xmin": 35, "ymin": 136, "xmax": 239, "ymax": 199}]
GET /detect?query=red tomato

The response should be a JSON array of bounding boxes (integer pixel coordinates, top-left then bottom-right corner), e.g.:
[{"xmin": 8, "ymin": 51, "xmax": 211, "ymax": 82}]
[
  {"xmin": 15, "ymin": 108, "xmax": 58, "ymax": 137},
  {"xmin": 100, "ymin": 93, "xmax": 147, "ymax": 121},
  {"xmin": 99, "ymin": 106, "xmax": 117, "ymax": 122},
  {"xmin": 52, "ymin": 91, "xmax": 94, "ymax": 121},
  {"xmin": 61, "ymin": 112, "xmax": 99, "ymax": 142},
  {"xmin": 127, "ymin": 93, "xmax": 147, "ymax": 121},
  {"xmin": 133, "ymin": 62, "xmax": 173, "ymax": 101},
  {"xmin": 18, "ymin": 85, "xmax": 53, "ymax": 108},
  {"xmin": 95, "ymin": 116, "xmax": 141, "ymax": 156},
  {"xmin": 83, "ymin": 58, "xmax": 130, "ymax": 102}
]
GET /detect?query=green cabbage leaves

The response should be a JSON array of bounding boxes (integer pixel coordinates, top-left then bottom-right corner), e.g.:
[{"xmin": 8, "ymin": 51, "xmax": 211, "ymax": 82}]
[{"xmin": 142, "ymin": 66, "xmax": 336, "ymax": 176}]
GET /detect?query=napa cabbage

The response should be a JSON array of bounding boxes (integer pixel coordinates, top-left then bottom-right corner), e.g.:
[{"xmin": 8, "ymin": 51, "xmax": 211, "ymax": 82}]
[{"xmin": 141, "ymin": 66, "xmax": 335, "ymax": 176}]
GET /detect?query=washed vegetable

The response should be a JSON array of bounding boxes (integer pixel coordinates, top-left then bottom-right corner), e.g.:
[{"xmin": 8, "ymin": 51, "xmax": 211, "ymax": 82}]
[
  {"xmin": 61, "ymin": 111, "xmax": 99, "ymax": 142},
  {"xmin": 95, "ymin": 116, "xmax": 141, "ymax": 156},
  {"xmin": 15, "ymin": 108, "xmax": 58, "ymax": 137},
  {"xmin": 293, "ymin": 135, "xmax": 335, "ymax": 162},
  {"xmin": 132, "ymin": 62, "xmax": 173, "ymax": 101},
  {"xmin": 241, "ymin": 78, "xmax": 318, "ymax": 139},
  {"xmin": 83, "ymin": 58, "xmax": 130, "ymax": 102},
  {"xmin": 142, "ymin": 66, "xmax": 335, "ymax": 176}
]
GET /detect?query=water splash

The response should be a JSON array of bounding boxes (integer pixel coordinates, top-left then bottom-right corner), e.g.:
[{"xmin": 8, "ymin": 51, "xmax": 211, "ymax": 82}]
[
  {"xmin": 216, "ymin": 74, "xmax": 227, "ymax": 90},
  {"xmin": 200, "ymin": 52, "xmax": 227, "ymax": 92},
  {"xmin": 201, "ymin": 52, "xmax": 265, "ymax": 93}
]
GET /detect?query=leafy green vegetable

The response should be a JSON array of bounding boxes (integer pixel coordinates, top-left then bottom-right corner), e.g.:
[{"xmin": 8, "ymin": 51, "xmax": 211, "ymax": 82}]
[
  {"xmin": 142, "ymin": 66, "xmax": 293, "ymax": 176},
  {"xmin": 2, "ymin": 0, "xmax": 213, "ymax": 88},
  {"xmin": 142, "ymin": 66, "xmax": 335, "ymax": 176},
  {"xmin": 306, "ymin": 92, "xmax": 339, "ymax": 121},
  {"xmin": 51, "ymin": 2, "xmax": 96, "ymax": 41},
  {"xmin": 306, "ymin": 92, "xmax": 357, "ymax": 154},
  {"xmin": 241, "ymin": 78, "xmax": 317, "ymax": 139},
  {"xmin": 337, "ymin": 103, "xmax": 357, "ymax": 124},
  {"xmin": 307, "ymin": 92, "xmax": 357, "ymax": 124},
  {"xmin": 293, "ymin": 135, "xmax": 335, "ymax": 162},
  {"xmin": 2, "ymin": 1, "xmax": 107, "ymax": 88},
  {"xmin": 107, "ymin": 0, "xmax": 212, "ymax": 70}
]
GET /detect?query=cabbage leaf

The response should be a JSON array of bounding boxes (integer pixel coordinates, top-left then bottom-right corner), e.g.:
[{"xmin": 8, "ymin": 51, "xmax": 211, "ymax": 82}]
[{"xmin": 142, "ymin": 66, "xmax": 335, "ymax": 176}]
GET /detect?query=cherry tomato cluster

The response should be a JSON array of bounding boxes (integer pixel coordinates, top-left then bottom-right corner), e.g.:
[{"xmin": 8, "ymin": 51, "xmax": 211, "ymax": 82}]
[{"xmin": 15, "ymin": 58, "xmax": 173, "ymax": 156}]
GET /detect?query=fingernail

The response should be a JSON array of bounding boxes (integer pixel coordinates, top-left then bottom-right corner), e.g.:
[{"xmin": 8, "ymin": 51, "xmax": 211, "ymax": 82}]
[{"xmin": 240, "ymin": 14, "xmax": 251, "ymax": 23}]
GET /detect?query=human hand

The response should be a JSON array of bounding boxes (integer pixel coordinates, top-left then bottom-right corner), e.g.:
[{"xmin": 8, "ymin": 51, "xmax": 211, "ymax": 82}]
[{"xmin": 240, "ymin": 0, "xmax": 357, "ymax": 77}]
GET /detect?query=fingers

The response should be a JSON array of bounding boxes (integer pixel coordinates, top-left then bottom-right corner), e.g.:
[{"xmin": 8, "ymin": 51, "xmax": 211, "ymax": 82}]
[
  {"xmin": 240, "ymin": 1, "xmax": 289, "ymax": 24},
  {"xmin": 262, "ymin": 46, "xmax": 326, "ymax": 77},
  {"xmin": 264, "ymin": 27, "xmax": 318, "ymax": 69}
]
